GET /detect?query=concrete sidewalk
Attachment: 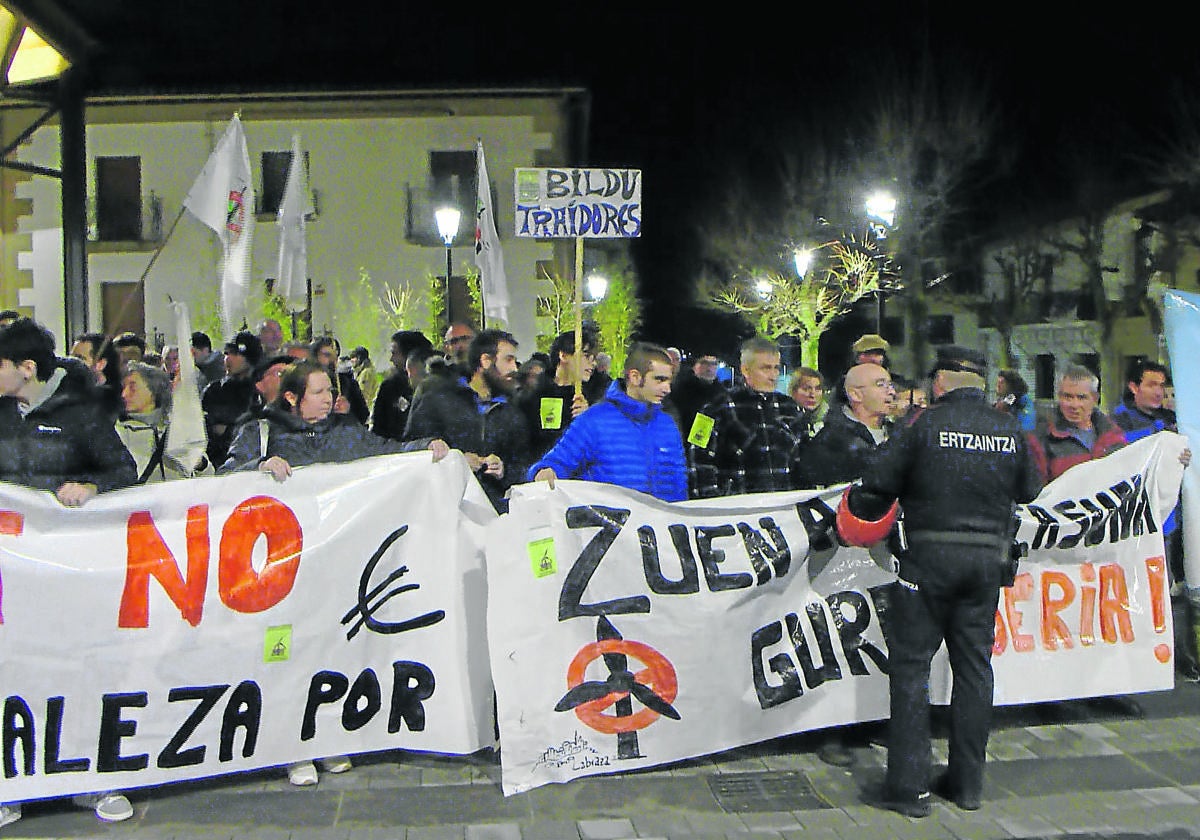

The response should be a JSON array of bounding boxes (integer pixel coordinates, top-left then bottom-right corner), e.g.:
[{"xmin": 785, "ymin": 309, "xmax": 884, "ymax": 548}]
[{"xmin": 7, "ymin": 684, "xmax": 1200, "ymax": 839}]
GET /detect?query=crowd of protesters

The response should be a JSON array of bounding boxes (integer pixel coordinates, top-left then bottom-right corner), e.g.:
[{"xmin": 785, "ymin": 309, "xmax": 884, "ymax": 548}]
[{"xmin": 0, "ymin": 310, "xmax": 1191, "ymax": 826}]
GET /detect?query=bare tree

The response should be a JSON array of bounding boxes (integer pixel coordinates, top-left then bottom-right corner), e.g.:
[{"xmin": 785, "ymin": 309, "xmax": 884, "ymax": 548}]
[
  {"xmin": 987, "ymin": 235, "xmax": 1055, "ymax": 365},
  {"xmin": 857, "ymin": 51, "xmax": 1001, "ymax": 369},
  {"xmin": 696, "ymin": 49, "xmax": 1000, "ymax": 371},
  {"xmin": 707, "ymin": 236, "xmax": 897, "ymax": 367}
]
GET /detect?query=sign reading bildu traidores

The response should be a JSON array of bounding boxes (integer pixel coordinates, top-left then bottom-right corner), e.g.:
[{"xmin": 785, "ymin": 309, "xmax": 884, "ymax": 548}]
[{"xmin": 514, "ymin": 168, "xmax": 642, "ymax": 238}]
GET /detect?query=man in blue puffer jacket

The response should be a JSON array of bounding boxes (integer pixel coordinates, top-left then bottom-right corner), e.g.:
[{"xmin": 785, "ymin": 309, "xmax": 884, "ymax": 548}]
[{"xmin": 529, "ymin": 342, "xmax": 686, "ymax": 501}]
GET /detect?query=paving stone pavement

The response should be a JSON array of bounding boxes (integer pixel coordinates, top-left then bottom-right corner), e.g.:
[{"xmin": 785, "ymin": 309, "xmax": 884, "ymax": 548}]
[{"xmin": 6, "ymin": 685, "xmax": 1200, "ymax": 839}]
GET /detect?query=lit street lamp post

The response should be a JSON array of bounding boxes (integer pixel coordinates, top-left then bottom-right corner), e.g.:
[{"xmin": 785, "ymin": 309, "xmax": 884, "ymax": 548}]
[
  {"xmin": 586, "ymin": 272, "xmax": 608, "ymax": 304},
  {"xmin": 435, "ymin": 206, "xmax": 461, "ymax": 323},
  {"xmin": 864, "ymin": 191, "xmax": 897, "ymax": 332}
]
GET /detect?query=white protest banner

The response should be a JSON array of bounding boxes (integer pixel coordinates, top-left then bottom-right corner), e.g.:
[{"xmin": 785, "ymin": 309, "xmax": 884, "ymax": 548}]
[
  {"xmin": 514, "ymin": 168, "xmax": 642, "ymax": 238},
  {"xmin": 486, "ymin": 434, "xmax": 1184, "ymax": 795},
  {"xmin": 994, "ymin": 431, "xmax": 1186, "ymax": 702},
  {"xmin": 0, "ymin": 451, "xmax": 495, "ymax": 801}
]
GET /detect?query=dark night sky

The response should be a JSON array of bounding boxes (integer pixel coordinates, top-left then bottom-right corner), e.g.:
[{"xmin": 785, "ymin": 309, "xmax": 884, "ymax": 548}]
[{"xmin": 38, "ymin": 2, "xmax": 1200, "ymax": 345}]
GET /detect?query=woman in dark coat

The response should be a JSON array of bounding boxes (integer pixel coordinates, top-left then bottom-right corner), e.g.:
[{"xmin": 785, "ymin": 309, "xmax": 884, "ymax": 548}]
[
  {"xmin": 220, "ymin": 359, "xmax": 447, "ymax": 786},
  {"xmin": 221, "ymin": 360, "xmax": 448, "ymax": 479}
]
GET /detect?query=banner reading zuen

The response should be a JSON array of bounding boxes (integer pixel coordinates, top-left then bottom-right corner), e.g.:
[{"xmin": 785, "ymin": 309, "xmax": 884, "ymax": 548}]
[
  {"xmin": 514, "ymin": 168, "xmax": 642, "ymax": 238},
  {"xmin": 0, "ymin": 452, "xmax": 496, "ymax": 801},
  {"xmin": 486, "ymin": 434, "xmax": 1185, "ymax": 795}
]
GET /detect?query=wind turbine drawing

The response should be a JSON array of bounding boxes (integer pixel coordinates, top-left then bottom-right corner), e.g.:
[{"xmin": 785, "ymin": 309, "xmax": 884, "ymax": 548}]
[{"xmin": 554, "ymin": 616, "xmax": 680, "ymax": 759}]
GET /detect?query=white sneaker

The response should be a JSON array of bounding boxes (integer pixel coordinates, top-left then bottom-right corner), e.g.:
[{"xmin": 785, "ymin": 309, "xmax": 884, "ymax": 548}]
[
  {"xmin": 72, "ymin": 792, "xmax": 133, "ymax": 822},
  {"xmin": 287, "ymin": 761, "xmax": 319, "ymax": 786},
  {"xmin": 318, "ymin": 755, "xmax": 352, "ymax": 774},
  {"xmin": 0, "ymin": 803, "xmax": 20, "ymax": 828}
]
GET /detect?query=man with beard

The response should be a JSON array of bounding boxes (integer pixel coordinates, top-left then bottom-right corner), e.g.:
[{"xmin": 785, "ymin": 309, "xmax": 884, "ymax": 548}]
[
  {"xmin": 1112, "ymin": 359, "xmax": 1197, "ymax": 681},
  {"xmin": 404, "ymin": 328, "xmax": 531, "ymax": 512}
]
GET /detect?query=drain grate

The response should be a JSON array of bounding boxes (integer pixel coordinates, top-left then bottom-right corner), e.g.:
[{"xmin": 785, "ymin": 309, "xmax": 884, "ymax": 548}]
[{"xmin": 707, "ymin": 771, "xmax": 830, "ymax": 812}]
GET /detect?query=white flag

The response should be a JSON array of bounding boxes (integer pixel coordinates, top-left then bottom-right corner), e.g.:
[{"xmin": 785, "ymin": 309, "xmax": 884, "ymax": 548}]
[
  {"xmin": 163, "ymin": 300, "xmax": 209, "ymax": 475},
  {"xmin": 474, "ymin": 140, "xmax": 509, "ymax": 324},
  {"xmin": 183, "ymin": 114, "xmax": 256, "ymax": 337},
  {"xmin": 276, "ymin": 134, "xmax": 312, "ymax": 304}
]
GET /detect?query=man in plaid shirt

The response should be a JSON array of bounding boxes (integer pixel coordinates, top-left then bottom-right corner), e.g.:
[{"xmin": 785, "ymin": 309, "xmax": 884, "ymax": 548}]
[{"xmin": 687, "ymin": 337, "xmax": 808, "ymax": 498}]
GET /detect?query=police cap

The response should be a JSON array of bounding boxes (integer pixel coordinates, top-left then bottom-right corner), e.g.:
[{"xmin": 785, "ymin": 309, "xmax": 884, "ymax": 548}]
[{"xmin": 931, "ymin": 345, "xmax": 987, "ymax": 378}]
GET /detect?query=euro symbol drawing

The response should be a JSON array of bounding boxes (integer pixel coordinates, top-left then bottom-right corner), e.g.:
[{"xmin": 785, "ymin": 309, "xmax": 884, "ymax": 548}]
[
  {"xmin": 340, "ymin": 525, "xmax": 445, "ymax": 640},
  {"xmin": 554, "ymin": 616, "xmax": 679, "ymax": 759}
]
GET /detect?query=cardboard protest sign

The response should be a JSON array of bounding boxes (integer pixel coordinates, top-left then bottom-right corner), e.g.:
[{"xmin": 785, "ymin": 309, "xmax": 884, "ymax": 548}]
[{"xmin": 514, "ymin": 168, "xmax": 642, "ymax": 239}]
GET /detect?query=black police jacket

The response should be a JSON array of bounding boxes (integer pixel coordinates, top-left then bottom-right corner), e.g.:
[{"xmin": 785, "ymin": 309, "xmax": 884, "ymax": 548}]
[{"xmin": 857, "ymin": 387, "xmax": 1042, "ymax": 539}]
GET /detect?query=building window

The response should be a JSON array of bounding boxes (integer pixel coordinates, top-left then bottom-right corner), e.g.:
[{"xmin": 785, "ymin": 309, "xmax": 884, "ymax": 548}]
[
  {"xmin": 430, "ymin": 150, "xmax": 476, "ymax": 220},
  {"xmin": 259, "ymin": 150, "xmax": 309, "ymax": 215},
  {"xmin": 95, "ymin": 156, "xmax": 141, "ymax": 241},
  {"xmin": 881, "ymin": 315, "xmax": 905, "ymax": 346},
  {"xmin": 925, "ymin": 315, "xmax": 954, "ymax": 345},
  {"xmin": 1035, "ymin": 354, "xmax": 1056, "ymax": 400}
]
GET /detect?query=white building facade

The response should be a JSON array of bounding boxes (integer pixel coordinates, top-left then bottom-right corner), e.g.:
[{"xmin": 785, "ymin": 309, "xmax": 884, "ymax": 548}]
[{"xmin": 0, "ymin": 87, "xmax": 590, "ymax": 359}]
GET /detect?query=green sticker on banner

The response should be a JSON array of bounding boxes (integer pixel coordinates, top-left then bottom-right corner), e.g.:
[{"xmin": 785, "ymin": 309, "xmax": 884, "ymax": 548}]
[
  {"xmin": 688, "ymin": 413, "xmax": 715, "ymax": 448},
  {"xmin": 540, "ymin": 397, "xmax": 563, "ymax": 430},
  {"xmin": 528, "ymin": 537, "xmax": 557, "ymax": 578},
  {"xmin": 264, "ymin": 625, "xmax": 292, "ymax": 662}
]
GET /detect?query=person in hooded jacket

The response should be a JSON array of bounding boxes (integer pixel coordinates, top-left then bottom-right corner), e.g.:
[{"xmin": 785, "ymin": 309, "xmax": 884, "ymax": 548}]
[
  {"xmin": 0, "ymin": 318, "xmax": 136, "ymax": 504},
  {"xmin": 0, "ymin": 318, "xmax": 137, "ymax": 827}
]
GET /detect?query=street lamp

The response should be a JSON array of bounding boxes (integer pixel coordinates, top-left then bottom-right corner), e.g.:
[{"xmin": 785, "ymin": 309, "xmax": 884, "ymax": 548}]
[
  {"xmin": 434, "ymin": 206, "xmax": 461, "ymax": 322},
  {"xmin": 793, "ymin": 248, "xmax": 812, "ymax": 278},
  {"xmin": 865, "ymin": 191, "xmax": 896, "ymax": 230},
  {"xmin": 864, "ymin": 192, "xmax": 897, "ymax": 331},
  {"xmin": 586, "ymin": 272, "xmax": 608, "ymax": 302}
]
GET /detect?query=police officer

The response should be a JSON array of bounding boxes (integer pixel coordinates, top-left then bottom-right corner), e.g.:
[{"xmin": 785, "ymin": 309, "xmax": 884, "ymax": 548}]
[{"xmin": 836, "ymin": 345, "xmax": 1042, "ymax": 817}]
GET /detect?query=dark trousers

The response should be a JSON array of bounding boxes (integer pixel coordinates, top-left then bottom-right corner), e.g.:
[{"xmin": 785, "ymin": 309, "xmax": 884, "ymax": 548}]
[{"xmin": 885, "ymin": 542, "xmax": 1003, "ymax": 801}]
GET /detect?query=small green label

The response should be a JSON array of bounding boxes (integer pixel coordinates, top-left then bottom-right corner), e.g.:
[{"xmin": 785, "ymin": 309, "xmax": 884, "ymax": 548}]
[
  {"xmin": 528, "ymin": 537, "xmax": 557, "ymax": 578},
  {"xmin": 517, "ymin": 170, "xmax": 541, "ymax": 202},
  {"xmin": 264, "ymin": 625, "xmax": 292, "ymax": 663},
  {"xmin": 688, "ymin": 413, "xmax": 715, "ymax": 448},
  {"xmin": 540, "ymin": 397, "xmax": 563, "ymax": 430}
]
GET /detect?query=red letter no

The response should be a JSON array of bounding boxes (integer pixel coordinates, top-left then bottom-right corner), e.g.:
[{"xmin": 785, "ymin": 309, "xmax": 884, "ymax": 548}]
[{"xmin": 219, "ymin": 496, "xmax": 303, "ymax": 613}]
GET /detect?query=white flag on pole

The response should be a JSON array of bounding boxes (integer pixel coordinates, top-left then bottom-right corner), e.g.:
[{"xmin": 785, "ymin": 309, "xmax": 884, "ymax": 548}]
[
  {"xmin": 474, "ymin": 139, "xmax": 509, "ymax": 324},
  {"xmin": 163, "ymin": 300, "xmax": 209, "ymax": 475},
  {"xmin": 183, "ymin": 114, "xmax": 256, "ymax": 337},
  {"xmin": 276, "ymin": 134, "xmax": 312, "ymax": 304}
]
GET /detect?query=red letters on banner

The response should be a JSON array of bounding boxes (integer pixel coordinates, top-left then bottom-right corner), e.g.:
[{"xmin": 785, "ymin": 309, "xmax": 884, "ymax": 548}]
[
  {"xmin": 119, "ymin": 496, "xmax": 303, "ymax": 628},
  {"xmin": 993, "ymin": 558, "xmax": 1163, "ymax": 656}
]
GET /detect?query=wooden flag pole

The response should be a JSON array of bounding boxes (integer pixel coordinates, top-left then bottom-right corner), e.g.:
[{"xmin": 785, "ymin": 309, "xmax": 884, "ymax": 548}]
[{"xmin": 574, "ymin": 235, "xmax": 584, "ymax": 398}]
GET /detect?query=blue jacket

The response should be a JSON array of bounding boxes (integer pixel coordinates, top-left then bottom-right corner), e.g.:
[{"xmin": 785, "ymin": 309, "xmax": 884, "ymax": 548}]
[{"xmin": 528, "ymin": 380, "xmax": 688, "ymax": 502}]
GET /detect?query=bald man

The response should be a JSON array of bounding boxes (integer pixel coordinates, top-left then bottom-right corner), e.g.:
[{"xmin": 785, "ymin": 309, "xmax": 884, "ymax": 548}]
[{"xmin": 799, "ymin": 362, "xmax": 894, "ymax": 488}]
